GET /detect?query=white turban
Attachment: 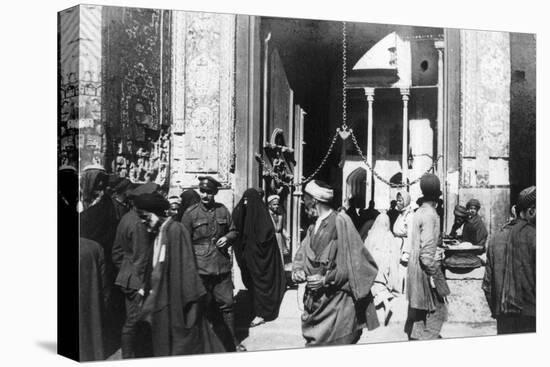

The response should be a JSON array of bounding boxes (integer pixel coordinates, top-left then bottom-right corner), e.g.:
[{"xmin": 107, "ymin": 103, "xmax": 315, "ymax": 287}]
[
  {"xmin": 304, "ymin": 180, "xmax": 334, "ymax": 203},
  {"xmin": 267, "ymin": 194, "xmax": 280, "ymax": 204},
  {"xmin": 168, "ymin": 196, "xmax": 181, "ymax": 205}
]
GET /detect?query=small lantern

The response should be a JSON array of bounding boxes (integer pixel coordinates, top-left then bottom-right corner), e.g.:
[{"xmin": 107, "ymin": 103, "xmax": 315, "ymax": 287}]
[{"xmin": 408, "ymin": 149, "xmax": 414, "ymax": 170}]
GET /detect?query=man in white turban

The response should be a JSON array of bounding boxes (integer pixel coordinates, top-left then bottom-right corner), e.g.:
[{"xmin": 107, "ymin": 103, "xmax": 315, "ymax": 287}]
[
  {"xmin": 267, "ymin": 194, "xmax": 290, "ymax": 260},
  {"xmin": 292, "ymin": 180, "xmax": 379, "ymax": 346}
]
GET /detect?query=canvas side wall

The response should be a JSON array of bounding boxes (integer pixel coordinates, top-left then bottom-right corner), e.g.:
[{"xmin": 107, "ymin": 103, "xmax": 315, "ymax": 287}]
[{"xmin": 57, "ymin": 5, "xmax": 80, "ymax": 361}]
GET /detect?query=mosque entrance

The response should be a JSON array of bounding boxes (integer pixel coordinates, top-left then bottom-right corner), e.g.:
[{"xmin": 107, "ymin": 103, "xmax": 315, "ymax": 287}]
[{"xmin": 253, "ymin": 16, "xmax": 450, "ymax": 257}]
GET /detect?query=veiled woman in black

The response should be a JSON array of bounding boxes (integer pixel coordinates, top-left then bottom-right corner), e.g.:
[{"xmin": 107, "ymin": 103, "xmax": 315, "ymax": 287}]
[{"xmin": 232, "ymin": 188, "xmax": 287, "ymax": 327}]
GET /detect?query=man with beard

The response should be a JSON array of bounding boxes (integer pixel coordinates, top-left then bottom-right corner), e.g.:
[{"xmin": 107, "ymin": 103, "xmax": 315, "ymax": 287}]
[
  {"xmin": 483, "ymin": 186, "xmax": 536, "ymax": 334},
  {"xmin": 292, "ymin": 180, "xmax": 379, "ymax": 346},
  {"xmin": 134, "ymin": 193, "xmax": 225, "ymax": 355},
  {"xmin": 181, "ymin": 176, "xmax": 245, "ymax": 352}
]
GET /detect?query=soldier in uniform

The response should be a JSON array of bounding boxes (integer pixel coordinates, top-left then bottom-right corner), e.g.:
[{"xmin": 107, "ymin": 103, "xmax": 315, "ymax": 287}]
[{"xmin": 181, "ymin": 176, "xmax": 246, "ymax": 352}]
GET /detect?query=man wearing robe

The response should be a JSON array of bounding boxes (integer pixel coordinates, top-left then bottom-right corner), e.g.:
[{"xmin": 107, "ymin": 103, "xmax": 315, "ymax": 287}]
[
  {"xmin": 462, "ymin": 198, "xmax": 488, "ymax": 251},
  {"xmin": 482, "ymin": 186, "xmax": 536, "ymax": 334},
  {"xmin": 134, "ymin": 193, "xmax": 226, "ymax": 355},
  {"xmin": 405, "ymin": 174, "xmax": 450, "ymax": 340},
  {"xmin": 292, "ymin": 180, "xmax": 379, "ymax": 346},
  {"xmin": 181, "ymin": 176, "xmax": 246, "ymax": 352}
]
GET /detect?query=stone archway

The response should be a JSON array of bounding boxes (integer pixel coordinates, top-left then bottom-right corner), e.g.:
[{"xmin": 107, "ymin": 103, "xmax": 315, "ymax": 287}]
[{"xmin": 346, "ymin": 166, "xmax": 367, "ymax": 208}]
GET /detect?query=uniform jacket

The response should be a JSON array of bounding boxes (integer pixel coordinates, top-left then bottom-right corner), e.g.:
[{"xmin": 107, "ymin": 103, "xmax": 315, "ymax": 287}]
[
  {"xmin": 112, "ymin": 209, "xmax": 153, "ymax": 290},
  {"xmin": 182, "ymin": 202, "xmax": 238, "ymax": 275}
]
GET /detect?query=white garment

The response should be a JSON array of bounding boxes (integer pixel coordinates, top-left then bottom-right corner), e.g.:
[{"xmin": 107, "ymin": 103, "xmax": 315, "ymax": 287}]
[
  {"xmin": 393, "ymin": 206, "xmax": 414, "ymax": 254},
  {"xmin": 152, "ymin": 219, "xmax": 170, "ymax": 267}
]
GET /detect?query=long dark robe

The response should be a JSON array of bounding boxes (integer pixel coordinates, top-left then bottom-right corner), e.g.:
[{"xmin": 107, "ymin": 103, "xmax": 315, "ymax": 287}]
[
  {"xmin": 500, "ymin": 219, "xmax": 536, "ymax": 317},
  {"xmin": 79, "ymin": 238, "xmax": 106, "ymax": 361},
  {"xmin": 80, "ymin": 194, "xmax": 124, "ymax": 356},
  {"xmin": 293, "ymin": 211, "xmax": 379, "ymax": 346},
  {"xmin": 141, "ymin": 219, "xmax": 225, "ymax": 356},
  {"xmin": 232, "ymin": 188, "xmax": 286, "ymax": 320},
  {"xmin": 482, "ymin": 220, "xmax": 516, "ymax": 318}
]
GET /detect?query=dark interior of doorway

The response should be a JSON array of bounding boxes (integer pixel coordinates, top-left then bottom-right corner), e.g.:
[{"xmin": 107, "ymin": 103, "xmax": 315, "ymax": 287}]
[{"xmin": 259, "ymin": 16, "xmax": 443, "ymax": 208}]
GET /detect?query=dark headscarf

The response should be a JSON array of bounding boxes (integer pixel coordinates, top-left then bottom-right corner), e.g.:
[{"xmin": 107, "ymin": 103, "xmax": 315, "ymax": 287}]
[
  {"xmin": 232, "ymin": 188, "xmax": 275, "ymax": 246},
  {"xmin": 232, "ymin": 188, "xmax": 286, "ymax": 320},
  {"xmin": 81, "ymin": 167, "xmax": 109, "ymax": 209},
  {"xmin": 177, "ymin": 189, "xmax": 201, "ymax": 222}
]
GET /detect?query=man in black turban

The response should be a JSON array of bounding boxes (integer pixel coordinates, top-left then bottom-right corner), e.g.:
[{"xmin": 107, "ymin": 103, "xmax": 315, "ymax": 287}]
[{"xmin": 448, "ymin": 205, "xmax": 468, "ymax": 239}]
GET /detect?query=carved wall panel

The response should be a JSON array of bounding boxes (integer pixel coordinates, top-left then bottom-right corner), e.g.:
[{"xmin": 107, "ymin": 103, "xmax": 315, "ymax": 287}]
[
  {"xmin": 103, "ymin": 8, "xmax": 172, "ymax": 185},
  {"xmin": 459, "ymin": 30, "xmax": 511, "ymax": 243},
  {"xmin": 460, "ymin": 30, "xmax": 510, "ymax": 188},
  {"xmin": 58, "ymin": 7, "xmax": 80, "ymax": 169},
  {"xmin": 58, "ymin": 5, "xmax": 105, "ymax": 170},
  {"xmin": 170, "ymin": 12, "xmax": 235, "ymax": 189}
]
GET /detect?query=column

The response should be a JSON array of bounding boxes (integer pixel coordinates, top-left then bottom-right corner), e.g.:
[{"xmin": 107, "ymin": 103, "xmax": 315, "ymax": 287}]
[
  {"xmin": 364, "ymin": 87, "xmax": 375, "ymax": 203},
  {"xmin": 261, "ymin": 32, "xmax": 272, "ymax": 192},
  {"xmin": 435, "ymin": 40, "xmax": 445, "ymax": 177},
  {"xmin": 400, "ymin": 88, "xmax": 410, "ymax": 186}
]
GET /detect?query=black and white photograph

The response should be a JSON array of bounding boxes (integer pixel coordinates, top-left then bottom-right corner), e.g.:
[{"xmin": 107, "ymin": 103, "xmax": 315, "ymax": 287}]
[
  {"xmin": 1, "ymin": 0, "xmax": 547, "ymax": 366},
  {"xmin": 56, "ymin": 2, "xmax": 539, "ymax": 362}
]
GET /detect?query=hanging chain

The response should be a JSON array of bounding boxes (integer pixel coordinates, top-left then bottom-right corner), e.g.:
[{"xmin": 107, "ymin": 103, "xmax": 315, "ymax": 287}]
[
  {"xmin": 342, "ymin": 21, "xmax": 348, "ymax": 131},
  {"xmin": 349, "ymin": 129, "xmax": 442, "ymax": 188},
  {"xmin": 258, "ymin": 20, "xmax": 441, "ymax": 190}
]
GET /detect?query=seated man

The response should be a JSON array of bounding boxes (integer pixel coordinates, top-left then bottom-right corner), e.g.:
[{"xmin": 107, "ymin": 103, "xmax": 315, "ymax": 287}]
[
  {"xmin": 462, "ymin": 199, "xmax": 488, "ymax": 251},
  {"xmin": 448, "ymin": 205, "xmax": 468, "ymax": 239}
]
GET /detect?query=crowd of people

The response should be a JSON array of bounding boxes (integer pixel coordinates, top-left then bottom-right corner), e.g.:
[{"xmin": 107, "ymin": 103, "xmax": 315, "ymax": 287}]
[{"xmin": 58, "ymin": 163, "xmax": 536, "ymax": 360}]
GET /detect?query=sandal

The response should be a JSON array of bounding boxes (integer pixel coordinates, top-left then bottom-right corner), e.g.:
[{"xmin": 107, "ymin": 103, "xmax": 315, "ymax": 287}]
[{"xmin": 250, "ymin": 317, "xmax": 266, "ymax": 327}]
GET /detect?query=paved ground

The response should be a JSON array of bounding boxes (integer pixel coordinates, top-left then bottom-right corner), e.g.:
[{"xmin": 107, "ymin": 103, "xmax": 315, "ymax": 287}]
[
  {"xmin": 238, "ymin": 288, "xmax": 496, "ymax": 351},
  {"xmin": 108, "ymin": 287, "xmax": 496, "ymax": 359}
]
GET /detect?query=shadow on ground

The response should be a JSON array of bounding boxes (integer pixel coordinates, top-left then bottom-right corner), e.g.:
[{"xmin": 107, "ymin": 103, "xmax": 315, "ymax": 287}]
[
  {"xmin": 234, "ymin": 289, "xmax": 255, "ymax": 342},
  {"xmin": 36, "ymin": 341, "xmax": 57, "ymax": 354}
]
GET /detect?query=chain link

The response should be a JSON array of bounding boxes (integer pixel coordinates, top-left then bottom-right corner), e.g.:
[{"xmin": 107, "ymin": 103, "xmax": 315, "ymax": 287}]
[
  {"xmin": 349, "ymin": 129, "xmax": 441, "ymax": 188},
  {"xmin": 342, "ymin": 21, "xmax": 348, "ymax": 131},
  {"xmin": 257, "ymin": 21, "xmax": 441, "ymax": 191}
]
